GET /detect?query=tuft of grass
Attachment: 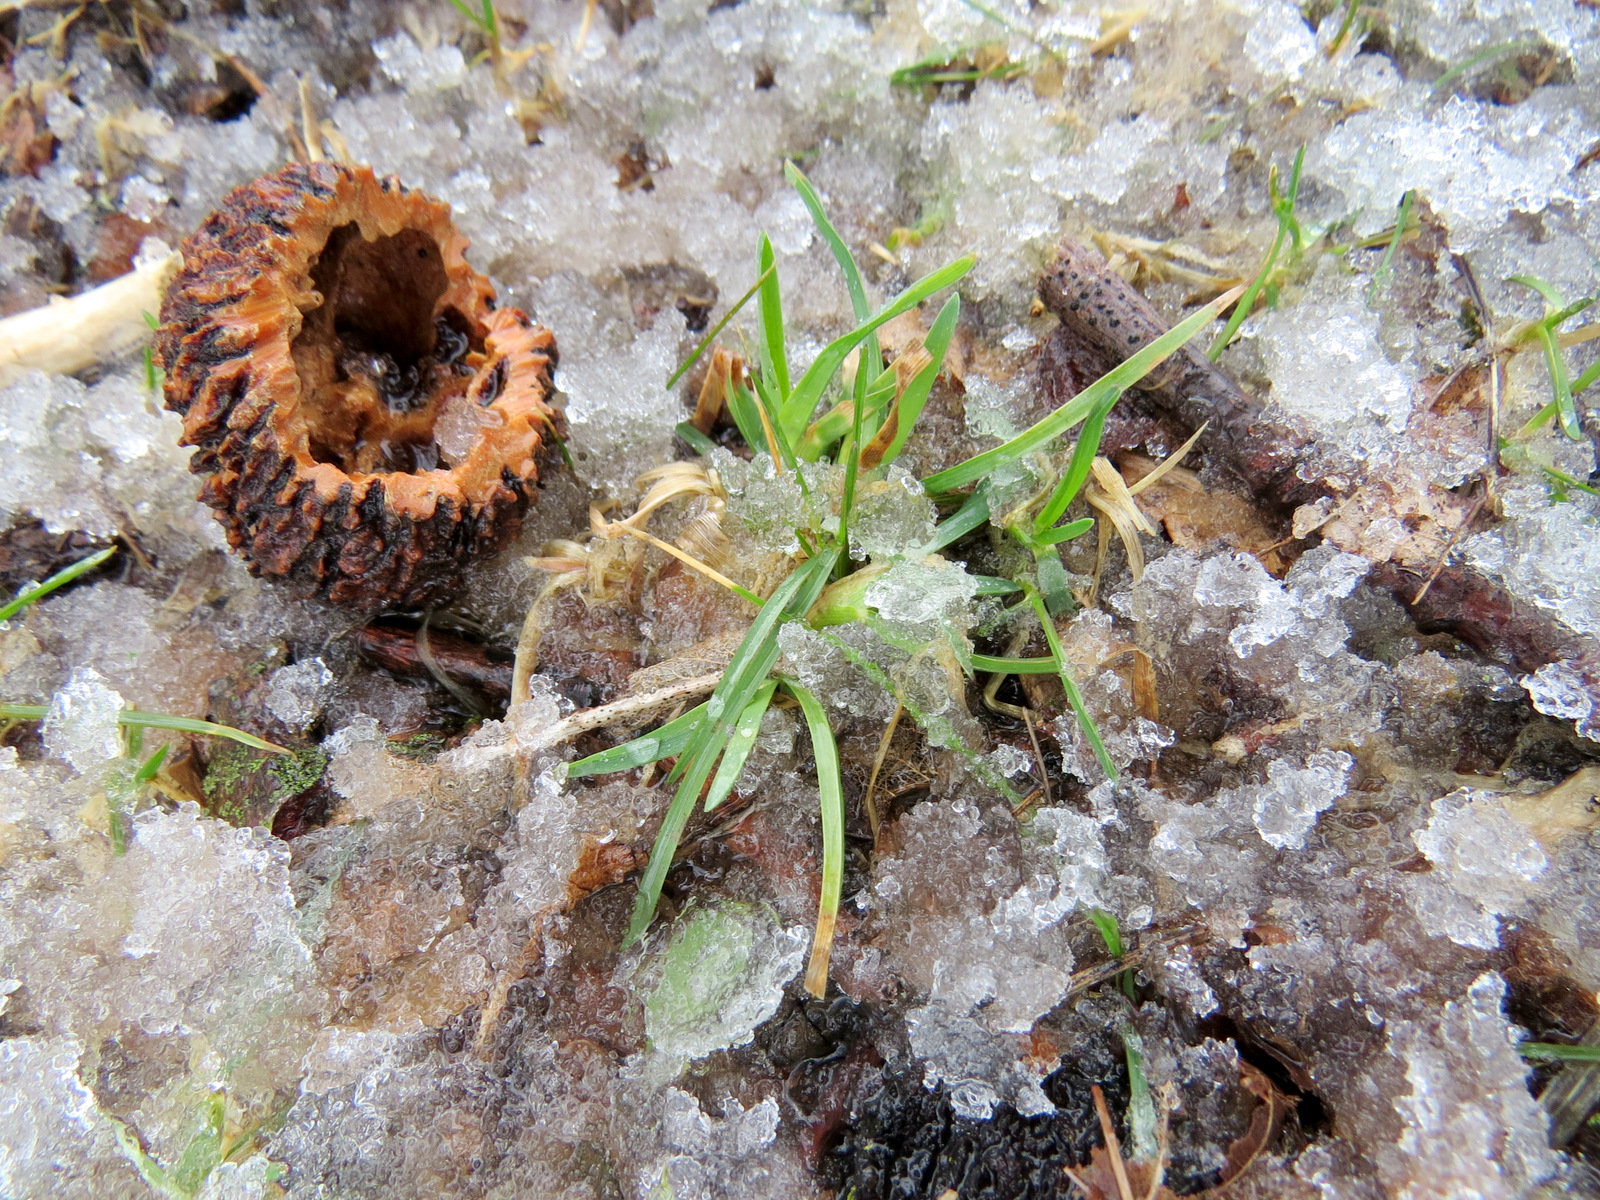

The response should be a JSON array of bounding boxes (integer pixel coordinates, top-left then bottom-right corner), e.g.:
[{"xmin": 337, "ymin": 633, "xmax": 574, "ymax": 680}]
[{"xmin": 570, "ymin": 157, "xmax": 1237, "ymax": 994}]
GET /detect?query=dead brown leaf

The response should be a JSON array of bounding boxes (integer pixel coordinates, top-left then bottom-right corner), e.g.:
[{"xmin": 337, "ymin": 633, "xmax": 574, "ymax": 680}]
[
  {"xmin": 1118, "ymin": 453, "xmax": 1290, "ymax": 577},
  {"xmin": 1200, "ymin": 1061, "xmax": 1293, "ymax": 1195},
  {"xmin": 563, "ymin": 835, "xmax": 640, "ymax": 909}
]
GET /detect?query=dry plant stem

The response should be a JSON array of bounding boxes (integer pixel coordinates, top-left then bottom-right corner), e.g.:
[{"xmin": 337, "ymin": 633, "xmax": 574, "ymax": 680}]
[
  {"xmin": 0, "ymin": 250, "xmax": 180, "ymax": 385},
  {"xmin": 512, "ymin": 672, "xmax": 725, "ymax": 764},
  {"xmin": 1412, "ymin": 492, "xmax": 1488, "ymax": 605},
  {"xmin": 1095, "ymin": 1084, "xmax": 1136, "ymax": 1200},
  {"xmin": 863, "ymin": 703, "xmax": 903, "ymax": 845},
  {"xmin": 1023, "ymin": 707, "xmax": 1052, "ymax": 808}
]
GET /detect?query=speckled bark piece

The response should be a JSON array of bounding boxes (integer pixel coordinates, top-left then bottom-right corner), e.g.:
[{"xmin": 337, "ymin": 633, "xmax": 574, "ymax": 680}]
[{"xmin": 156, "ymin": 161, "xmax": 563, "ymax": 611}]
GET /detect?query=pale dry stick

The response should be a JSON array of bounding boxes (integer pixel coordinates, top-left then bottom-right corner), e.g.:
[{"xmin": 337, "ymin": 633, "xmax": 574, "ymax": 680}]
[
  {"xmin": 1089, "ymin": 1083, "xmax": 1137, "ymax": 1200},
  {"xmin": 1088, "ymin": 9, "xmax": 1146, "ymax": 55},
  {"xmin": 511, "ymin": 671, "xmax": 726, "ymax": 762},
  {"xmin": 0, "ymin": 250, "xmax": 180, "ymax": 385},
  {"xmin": 1411, "ymin": 492, "xmax": 1488, "ymax": 606}
]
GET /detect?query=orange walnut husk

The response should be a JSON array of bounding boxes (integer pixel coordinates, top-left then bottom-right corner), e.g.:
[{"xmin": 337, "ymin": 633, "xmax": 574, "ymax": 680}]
[{"xmin": 156, "ymin": 161, "xmax": 563, "ymax": 611}]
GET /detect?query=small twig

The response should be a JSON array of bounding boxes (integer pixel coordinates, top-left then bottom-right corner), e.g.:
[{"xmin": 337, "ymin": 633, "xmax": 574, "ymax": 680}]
[
  {"xmin": 1412, "ymin": 492, "xmax": 1487, "ymax": 606},
  {"xmin": 1452, "ymin": 252, "xmax": 1502, "ymax": 509},
  {"xmin": 1023, "ymin": 708, "xmax": 1052, "ymax": 808}
]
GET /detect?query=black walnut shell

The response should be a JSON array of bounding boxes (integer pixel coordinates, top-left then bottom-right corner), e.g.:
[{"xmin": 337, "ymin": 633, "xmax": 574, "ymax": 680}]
[{"xmin": 156, "ymin": 160, "xmax": 563, "ymax": 611}]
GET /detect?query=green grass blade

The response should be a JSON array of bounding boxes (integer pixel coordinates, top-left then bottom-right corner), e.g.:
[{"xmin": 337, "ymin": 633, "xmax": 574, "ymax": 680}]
[
  {"xmin": 725, "ymin": 375, "xmax": 764, "ymax": 451},
  {"xmin": 1510, "ymin": 273, "xmax": 1568, "ymax": 310},
  {"xmin": 875, "ymin": 293, "xmax": 961, "ymax": 469},
  {"xmin": 797, "ymin": 399, "xmax": 856, "ymax": 461},
  {"xmin": 924, "ymin": 488, "xmax": 990, "ymax": 551},
  {"xmin": 926, "ymin": 287, "xmax": 1235, "ymax": 494},
  {"xmin": 1432, "ymin": 39, "xmax": 1537, "ymax": 94},
  {"xmin": 625, "ymin": 764, "xmax": 712, "ymax": 947},
  {"xmin": 1088, "ymin": 908, "xmax": 1125, "ymax": 956},
  {"xmin": 1123, "ymin": 1031, "xmax": 1156, "ymax": 1153},
  {"xmin": 133, "ymin": 743, "xmax": 169, "ymax": 784},
  {"xmin": 1547, "ymin": 296, "xmax": 1597, "ymax": 327},
  {"xmin": 1090, "ymin": 908, "xmax": 1138, "ymax": 1003},
  {"xmin": 891, "ymin": 59, "xmax": 1029, "ymax": 87},
  {"xmin": 118, "ymin": 710, "xmax": 290, "ymax": 754},
  {"xmin": 778, "ymin": 256, "xmax": 975, "ymax": 445},
  {"xmin": 0, "ymin": 703, "xmax": 289, "ymax": 755},
  {"xmin": 675, "ymin": 546, "xmax": 841, "ymax": 774},
  {"xmin": 838, "ymin": 350, "xmax": 870, "ymax": 556},
  {"xmin": 1026, "ymin": 587, "xmax": 1117, "ymax": 781},
  {"xmin": 566, "ymin": 703, "xmax": 708, "ymax": 778},
  {"xmin": 749, "ymin": 367, "xmax": 798, "ymax": 466},
  {"xmin": 704, "ymin": 681, "xmax": 778, "ymax": 812},
  {"xmin": 783, "ymin": 678, "xmax": 844, "ymax": 998},
  {"xmin": 971, "ymin": 575, "xmax": 1024, "ymax": 596},
  {"xmin": 446, "ymin": 0, "xmax": 492, "ymax": 33},
  {"xmin": 1034, "ymin": 549, "xmax": 1076, "ymax": 617},
  {"xmin": 1542, "ymin": 465, "xmax": 1600, "ymax": 498},
  {"xmin": 1325, "ymin": 0, "xmax": 1361, "ymax": 54},
  {"xmin": 785, "ymin": 160, "xmax": 886, "ymax": 447},
  {"xmin": 756, "ymin": 234, "xmax": 791, "ymax": 402},
  {"xmin": 859, "ymin": 360, "xmax": 900, "ymax": 427},
  {"xmin": 1035, "ymin": 516, "xmax": 1095, "ymax": 545},
  {"xmin": 970, "ymin": 653, "xmax": 1060, "ymax": 674},
  {"xmin": 0, "ymin": 546, "xmax": 116, "ymax": 622},
  {"xmin": 1532, "ymin": 320, "xmax": 1580, "ymax": 438},
  {"xmin": 1032, "ymin": 402, "xmax": 1111, "ymax": 534},
  {"xmin": 1366, "ymin": 189, "xmax": 1415, "ymax": 304},
  {"xmin": 674, "ymin": 421, "xmax": 717, "ymax": 456},
  {"xmin": 1573, "ymin": 358, "xmax": 1599, "ymax": 396},
  {"xmin": 1520, "ymin": 1042, "xmax": 1600, "ymax": 1063},
  {"xmin": 785, "ymin": 161, "xmax": 877, "ymax": 341},
  {"xmin": 666, "ymin": 262, "xmax": 776, "ymax": 391}
]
